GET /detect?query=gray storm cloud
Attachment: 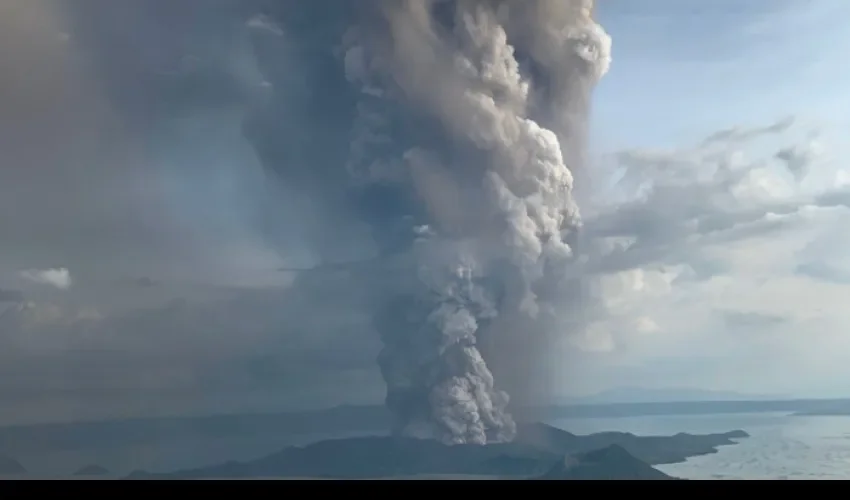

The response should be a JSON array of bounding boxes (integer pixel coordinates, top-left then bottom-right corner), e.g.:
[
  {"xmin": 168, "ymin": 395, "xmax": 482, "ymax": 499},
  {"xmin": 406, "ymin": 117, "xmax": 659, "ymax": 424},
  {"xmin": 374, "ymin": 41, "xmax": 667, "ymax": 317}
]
[
  {"xmin": 0, "ymin": 289, "xmax": 24, "ymax": 303},
  {"xmin": 246, "ymin": 0, "xmax": 610, "ymax": 444}
]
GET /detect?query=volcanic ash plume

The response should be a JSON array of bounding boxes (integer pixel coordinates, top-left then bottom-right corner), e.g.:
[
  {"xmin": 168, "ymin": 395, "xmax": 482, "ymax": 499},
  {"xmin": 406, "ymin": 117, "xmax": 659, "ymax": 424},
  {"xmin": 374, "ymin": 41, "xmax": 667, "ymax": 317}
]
[{"xmin": 246, "ymin": 0, "xmax": 610, "ymax": 444}]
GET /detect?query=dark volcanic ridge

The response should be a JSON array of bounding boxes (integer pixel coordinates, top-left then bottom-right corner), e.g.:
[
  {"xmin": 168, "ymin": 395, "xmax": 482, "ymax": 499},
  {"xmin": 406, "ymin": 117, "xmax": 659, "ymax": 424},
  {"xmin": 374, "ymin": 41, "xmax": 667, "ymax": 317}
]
[
  {"xmin": 73, "ymin": 464, "xmax": 110, "ymax": 476},
  {"xmin": 0, "ymin": 454, "xmax": 26, "ymax": 475},
  {"xmin": 127, "ymin": 423, "xmax": 747, "ymax": 479},
  {"xmin": 539, "ymin": 445, "xmax": 675, "ymax": 480}
]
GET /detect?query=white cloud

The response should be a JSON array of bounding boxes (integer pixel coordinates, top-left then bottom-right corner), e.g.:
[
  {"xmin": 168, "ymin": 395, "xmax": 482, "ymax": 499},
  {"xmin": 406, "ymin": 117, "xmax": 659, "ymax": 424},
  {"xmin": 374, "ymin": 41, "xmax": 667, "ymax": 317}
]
[
  {"xmin": 633, "ymin": 316, "xmax": 660, "ymax": 334},
  {"xmin": 19, "ymin": 267, "xmax": 72, "ymax": 290},
  {"xmin": 570, "ymin": 322, "xmax": 616, "ymax": 353}
]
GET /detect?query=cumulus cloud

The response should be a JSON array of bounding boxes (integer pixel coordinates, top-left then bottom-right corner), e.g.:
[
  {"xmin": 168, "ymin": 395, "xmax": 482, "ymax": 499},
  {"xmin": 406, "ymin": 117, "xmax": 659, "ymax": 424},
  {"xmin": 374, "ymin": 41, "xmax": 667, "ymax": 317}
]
[
  {"xmin": 775, "ymin": 138, "xmax": 824, "ymax": 182},
  {"xmin": 794, "ymin": 261, "xmax": 850, "ymax": 285},
  {"xmin": 20, "ymin": 267, "xmax": 72, "ymax": 290}
]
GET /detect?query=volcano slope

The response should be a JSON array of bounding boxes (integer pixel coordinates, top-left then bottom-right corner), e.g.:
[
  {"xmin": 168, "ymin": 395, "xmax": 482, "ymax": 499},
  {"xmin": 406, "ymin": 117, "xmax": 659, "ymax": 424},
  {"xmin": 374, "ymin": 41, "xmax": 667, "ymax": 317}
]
[{"xmin": 128, "ymin": 423, "xmax": 747, "ymax": 479}]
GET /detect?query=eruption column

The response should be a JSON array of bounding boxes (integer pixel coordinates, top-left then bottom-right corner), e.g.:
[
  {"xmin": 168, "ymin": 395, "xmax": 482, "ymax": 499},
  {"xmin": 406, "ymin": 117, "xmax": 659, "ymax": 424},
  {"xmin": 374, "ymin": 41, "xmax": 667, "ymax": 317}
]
[{"xmin": 246, "ymin": 0, "xmax": 610, "ymax": 444}]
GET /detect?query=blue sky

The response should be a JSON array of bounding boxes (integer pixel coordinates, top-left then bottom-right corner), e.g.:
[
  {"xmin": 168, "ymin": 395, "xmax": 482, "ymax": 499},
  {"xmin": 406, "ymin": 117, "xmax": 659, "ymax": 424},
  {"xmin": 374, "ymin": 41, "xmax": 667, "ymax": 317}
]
[{"xmin": 593, "ymin": 0, "xmax": 850, "ymax": 149}]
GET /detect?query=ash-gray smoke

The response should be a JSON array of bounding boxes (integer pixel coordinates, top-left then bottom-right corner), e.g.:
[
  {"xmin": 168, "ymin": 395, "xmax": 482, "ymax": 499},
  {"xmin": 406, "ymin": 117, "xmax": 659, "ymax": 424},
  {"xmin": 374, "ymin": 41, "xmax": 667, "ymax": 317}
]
[{"xmin": 246, "ymin": 0, "xmax": 610, "ymax": 444}]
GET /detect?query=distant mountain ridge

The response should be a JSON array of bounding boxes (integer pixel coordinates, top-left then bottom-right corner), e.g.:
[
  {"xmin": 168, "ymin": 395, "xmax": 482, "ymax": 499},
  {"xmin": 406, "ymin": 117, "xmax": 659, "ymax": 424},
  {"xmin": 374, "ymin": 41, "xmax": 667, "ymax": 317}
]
[
  {"xmin": 0, "ymin": 454, "xmax": 26, "ymax": 476},
  {"xmin": 73, "ymin": 464, "xmax": 110, "ymax": 476},
  {"xmin": 568, "ymin": 387, "xmax": 784, "ymax": 404},
  {"xmin": 793, "ymin": 399, "xmax": 850, "ymax": 416}
]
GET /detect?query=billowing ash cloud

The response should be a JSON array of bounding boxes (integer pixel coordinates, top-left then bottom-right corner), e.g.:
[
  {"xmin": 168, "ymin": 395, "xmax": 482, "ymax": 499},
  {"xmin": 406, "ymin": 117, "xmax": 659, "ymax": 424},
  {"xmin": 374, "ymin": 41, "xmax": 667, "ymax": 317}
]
[{"xmin": 245, "ymin": 0, "xmax": 610, "ymax": 444}]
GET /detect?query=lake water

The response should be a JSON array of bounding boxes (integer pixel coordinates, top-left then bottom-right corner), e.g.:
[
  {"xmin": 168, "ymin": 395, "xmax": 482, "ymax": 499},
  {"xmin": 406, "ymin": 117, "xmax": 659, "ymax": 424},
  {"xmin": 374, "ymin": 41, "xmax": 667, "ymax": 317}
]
[
  {"xmin": 552, "ymin": 412, "xmax": 850, "ymax": 479},
  {"xmin": 9, "ymin": 412, "xmax": 850, "ymax": 478}
]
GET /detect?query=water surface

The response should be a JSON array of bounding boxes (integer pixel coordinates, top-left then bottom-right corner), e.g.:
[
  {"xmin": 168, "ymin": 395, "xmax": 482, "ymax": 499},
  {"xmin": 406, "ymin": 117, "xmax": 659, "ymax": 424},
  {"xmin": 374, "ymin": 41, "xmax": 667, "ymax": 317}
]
[{"xmin": 552, "ymin": 412, "xmax": 850, "ymax": 479}]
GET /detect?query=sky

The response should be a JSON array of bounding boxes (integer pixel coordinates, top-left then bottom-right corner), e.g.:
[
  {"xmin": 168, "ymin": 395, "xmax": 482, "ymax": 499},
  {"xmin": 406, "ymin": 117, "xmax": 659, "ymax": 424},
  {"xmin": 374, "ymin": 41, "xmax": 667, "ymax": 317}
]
[
  {"xmin": 575, "ymin": 0, "xmax": 850, "ymax": 399},
  {"xmin": 2, "ymin": 0, "xmax": 850, "ymax": 425}
]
